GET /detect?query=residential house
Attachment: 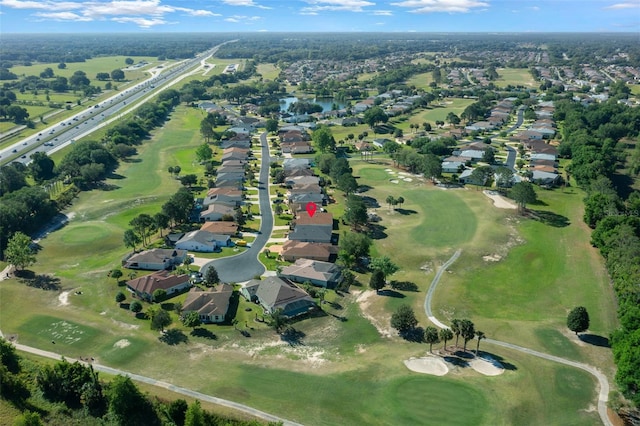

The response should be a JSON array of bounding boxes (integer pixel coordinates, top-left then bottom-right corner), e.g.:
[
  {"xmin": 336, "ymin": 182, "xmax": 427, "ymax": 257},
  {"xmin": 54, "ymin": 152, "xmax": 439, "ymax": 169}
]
[
  {"xmin": 283, "ymin": 158, "xmax": 311, "ymax": 172},
  {"xmin": 241, "ymin": 276, "xmax": 316, "ymax": 318},
  {"xmin": 279, "ymin": 258, "xmax": 342, "ymax": 289},
  {"xmin": 531, "ymin": 170, "xmax": 560, "ymax": 186},
  {"xmin": 202, "ymin": 193, "xmax": 241, "ymax": 208},
  {"xmin": 221, "ymin": 138, "xmax": 251, "ymax": 150},
  {"xmin": 519, "ymin": 130, "xmax": 544, "ymax": 140},
  {"xmin": 284, "ymin": 175, "xmax": 320, "ymax": 187},
  {"xmin": 123, "ymin": 248, "xmax": 187, "ymax": 270},
  {"xmin": 182, "ymin": 284, "xmax": 233, "ymax": 323},
  {"xmin": 289, "ymin": 193, "xmax": 326, "ymax": 213},
  {"xmin": 164, "ymin": 233, "xmax": 185, "ymax": 247},
  {"xmin": 200, "ymin": 204, "xmax": 235, "ymax": 222},
  {"xmin": 200, "ymin": 221, "xmax": 239, "ymax": 236},
  {"xmin": 442, "ymin": 161, "xmax": 466, "ymax": 173},
  {"xmin": 281, "ymin": 240, "xmax": 338, "ymax": 262},
  {"xmin": 221, "ymin": 151, "xmax": 249, "ymax": 163},
  {"xmin": 126, "ymin": 270, "xmax": 191, "ymax": 302},
  {"xmin": 175, "ymin": 230, "xmax": 232, "ymax": 253},
  {"xmin": 530, "ymin": 153, "xmax": 557, "ymax": 162}
]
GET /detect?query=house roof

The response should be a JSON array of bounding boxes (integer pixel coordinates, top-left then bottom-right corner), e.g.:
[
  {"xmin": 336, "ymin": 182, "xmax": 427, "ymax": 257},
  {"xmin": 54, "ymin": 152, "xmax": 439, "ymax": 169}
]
[
  {"xmin": 125, "ymin": 248, "xmax": 187, "ymax": 265},
  {"xmin": 252, "ymin": 276, "xmax": 313, "ymax": 314},
  {"xmin": 200, "ymin": 204, "xmax": 235, "ymax": 217},
  {"xmin": 127, "ymin": 270, "xmax": 190, "ymax": 295},
  {"xmin": 285, "ymin": 175, "xmax": 320, "ymax": 186},
  {"xmin": 177, "ymin": 230, "xmax": 228, "ymax": 246},
  {"xmin": 200, "ymin": 221, "xmax": 238, "ymax": 235},
  {"xmin": 290, "ymin": 183, "xmax": 323, "ymax": 195},
  {"xmin": 293, "ymin": 211, "xmax": 333, "ymax": 226},
  {"xmin": 288, "ymin": 226, "xmax": 332, "ymax": 242},
  {"xmin": 282, "ymin": 240, "xmax": 338, "ymax": 259},
  {"xmin": 182, "ymin": 284, "xmax": 233, "ymax": 317},
  {"xmin": 279, "ymin": 258, "xmax": 341, "ymax": 283},
  {"xmin": 290, "ymin": 193, "xmax": 325, "ymax": 204}
]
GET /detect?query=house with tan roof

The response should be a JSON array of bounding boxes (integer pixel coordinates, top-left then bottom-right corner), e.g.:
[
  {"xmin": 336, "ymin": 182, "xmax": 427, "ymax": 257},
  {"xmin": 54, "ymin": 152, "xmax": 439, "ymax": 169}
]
[
  {"xmin": 200, "ymin": 204, "xmax": 235, "ymax": 222},
  {"xmin": 279, "ymin": 258, "xmax": 342, "ymax": 289},
  {"xmin": 182, "ymin": 284, "xmax": 233, "ymax": 323},
  {"xmin": 200, "ymin": 221, "xmax": 239, "ymax": 236},
  {"xmin": 281, "ymin": 240, "xmax": 338, "ymax": 262},
  {"xmin": 126, "ymin": 270, "xmax": 191, "ymax": 302}
]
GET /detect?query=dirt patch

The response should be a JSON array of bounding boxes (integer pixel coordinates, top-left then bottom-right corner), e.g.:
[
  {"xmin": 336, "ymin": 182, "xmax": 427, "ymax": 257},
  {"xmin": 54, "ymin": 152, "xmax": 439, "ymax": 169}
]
[
  {"xmin": 58, "ymin": 291, "xmax": 70, "ymax": 306},
  {"xmin": 404, "ymin": 356, "xmax": 449, "ymax": 376},
  {"xmin": 482, "ymin": 254, "xmax": 502, "ymax": 262},
  {"xmin": 113, "ymin": 339, "xmax": 131, "ymax": 348},
  {"xmin": 355, "ymin": 290, "xmax": 394, "ymax": 338}
]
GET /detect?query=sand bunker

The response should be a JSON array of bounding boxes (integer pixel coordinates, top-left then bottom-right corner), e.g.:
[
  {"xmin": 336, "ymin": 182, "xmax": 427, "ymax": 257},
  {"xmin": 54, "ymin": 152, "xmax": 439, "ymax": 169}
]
[
  {"xmin": 390, "ymin": 179, "xmax": 399, "ymax": 184},
  {"xmin": 403, "ymin": 178, "xmax": 413, "ymax": 182},
  {"xmin": 469, "ymin": 355, "xmax": 504, "ymax": 376},
  {"xmin": 404, "ymin": 356, "xmax": 449, "ymax": 376},
  {"xmin": 113, "ymin": 339, "xmax": 131, "ymax": 349},
  {"xmin": 483, "ymin": 190, "xmax": 517, "ymax": 209}
]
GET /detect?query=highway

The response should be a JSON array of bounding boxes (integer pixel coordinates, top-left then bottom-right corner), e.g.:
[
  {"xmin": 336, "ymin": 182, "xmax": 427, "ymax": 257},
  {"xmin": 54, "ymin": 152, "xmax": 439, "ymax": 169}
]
[{"xmin": 0, "ymin": 41, "xmax": 234, "ymax": 166}]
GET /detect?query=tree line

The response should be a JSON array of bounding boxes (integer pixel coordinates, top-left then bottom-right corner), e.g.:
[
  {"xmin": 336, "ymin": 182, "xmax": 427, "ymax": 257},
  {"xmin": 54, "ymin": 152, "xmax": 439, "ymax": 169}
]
[
  {"xmin": 0, "ymin": 338, "xmax": 278, "ymax": 426},
  {"xmin": 556, "ymin": 98, "xmax": 640, "ymax": 411}
]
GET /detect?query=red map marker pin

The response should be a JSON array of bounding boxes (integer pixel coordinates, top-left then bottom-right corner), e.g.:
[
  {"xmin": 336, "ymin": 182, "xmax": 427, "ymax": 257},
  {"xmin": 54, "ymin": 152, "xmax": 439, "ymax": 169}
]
[{"xmin": 306, "ymin": 202, "xmax": 317, "ymax": 218}]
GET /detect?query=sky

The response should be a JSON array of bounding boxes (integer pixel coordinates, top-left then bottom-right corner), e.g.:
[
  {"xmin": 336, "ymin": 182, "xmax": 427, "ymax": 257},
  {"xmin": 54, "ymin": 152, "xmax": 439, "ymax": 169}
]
[{"xmin": 0, "ymin": 0, "xmax": 638, "ymax": 33}]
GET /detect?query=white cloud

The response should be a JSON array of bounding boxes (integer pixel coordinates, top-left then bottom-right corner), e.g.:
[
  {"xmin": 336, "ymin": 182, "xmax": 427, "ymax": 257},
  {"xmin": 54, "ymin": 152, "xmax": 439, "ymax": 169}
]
[
  {"xmin": 605, "ymin": 2, "xmax": 640, "ymax": 9},
  {"xmin": 224, "ymin": 14, "xmax": 262, "ymax": 23},
  {"xmin": 301, "ymin": 0, "xmax": 375, "ymax": 13},
  {"xmin": 390, "ymin": 0, "xmax": 489, "ymax": 13},
  {"xmin": 372, "ymin": 9, "xmax": 393, "ymax": 15},
  {"xmin": 529, "ymin": 6, "xmax": 539, "ymax": 11},
  {"xmin": 111, "ymin": 15, "xmax": 167, "ymax": 27},
  {"xmin": 0, "ymin": 0, "xmax": 220, "ymax": 28},
  {"xmin": 34, "ymin": 11, "xmax": 92, "ymax": 20},
  {"xmin": 220, "ymin": 0, "xmax": 271, "ymax": 9}
]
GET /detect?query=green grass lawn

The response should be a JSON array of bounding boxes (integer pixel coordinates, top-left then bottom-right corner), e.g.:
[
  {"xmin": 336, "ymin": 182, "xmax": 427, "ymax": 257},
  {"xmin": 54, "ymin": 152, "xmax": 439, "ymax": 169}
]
[{"xmin": 494, "ymin": 68, "xmax": 537, "ymax": 88}]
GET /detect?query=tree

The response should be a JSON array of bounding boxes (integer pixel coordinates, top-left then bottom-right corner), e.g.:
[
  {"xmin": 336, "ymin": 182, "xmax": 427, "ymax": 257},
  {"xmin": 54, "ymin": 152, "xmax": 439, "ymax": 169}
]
[
  {"xmin": 386, "ymin": 195, "xmax": 395, "ymax": 210},
  {"xmin": 129, "ymin": 300, "xmax": 142, "ymax": 314},
  {"xmin": 179, "ymin": 174, "xmax": 198, "ymax": 188},
  {"xmin": 13, "ymin": 411, "xmax": 42, "ymax": 426},
  {"xmin": 265, "ymin": 118, "xmax": 278, "ymax": 133},
  {"xmin": 460, "ymin": 319, "xmax": 476, "ymax": 352},
  {"xmin": 125, "ymin": 57, "xmax": 134, "ymax": 65},
  {"xmin": 4, "ymin": 231, "xmax": 35, "ymax": 270},
  {"xmin": 29, "ymin": 152, "xmax": 55, "ymax": 183},
  {"xmin": 475, "ymin": 330, "xmax": 486, "ymax": 355},
  {"xmin": 111, "ymin": 268, "xmax": 123, "ymax": 283},
  {"xmin": 510, "ymin": 181, "xmax": 537, "ymax": 213},
  {"xmin": 396, "ymin": 196, "xmax": 405, "ymax": 209},
  {"xmin": 446, "ymin": 112, "xmax": 460, "ymax": 126},
  {"xmin": 567, "ymin": 306, "xmax": 590, "ymax": 335},
  {"xmin": 111, "ymin": 69, "xmax": 125, "ymax": 81},
  {"xmin": 106, "ymin": 375, "xmax": 158, "ymax": 426},
  {"xmin": 167, "ymin": 399, "xmax": 188, "ymax": 426},
  {"xmin": 96, "ymin": 72, "xmax": 110, "ymax": 81},
  {"xmin": 153, "ymin": 212, "xmax": 170, "ymax": 238},
  {"xmin": 390, "ymin": 304, "xmax": 418, "ymax": 334},
  {"xmin": 469, "ymin": 165, "xmax": 493, "ymax": 187},
  {"xmin": 195, "ymin": 143, "xmax": 213, "ymax": 163},
  {"xmin": 439, "ymin": 328, "xmax": 453, "ymax": 352},
  {"xmin": 337, "ymin": 174, "xmax": 358, "ymax": 195},
  {"xmin": 184, "ymin": 400, "xmax": 205, "ymax": 426},
  {"xmin": 363, "ymin": 106, "xmax": 388, "ymax": 129},
  {"xmin": 451, "ymin": 319, "xmax": 462, "ymax": 348},
  {"xmin": 123, "ymin": 229, "xmax": 141, "ymax": 252},
  {"xmin": 482, "ymin": 148, "xmax": 495, "ymax": 164},
  {"xmin": 424, "ymin": 326, "xmax": 440, "ymax": 353},
  {"xmin": 338, "ymin": 231, "xmax": 371, "ymax": 266},
  {"xmin": 344, "ymin": 194, "xmax": 368, "ymax": 229},
  {"xmin": 369, "ymin": 269, "xmax": 386, "ymax": 293},
  {"xmin": 151, "ymin": 310, "xmax": 172, "ymax": 332},
  {"xmin": 312, "ymin": 126, "xmax": 336, "ymax": 153},
  {"xmin": 129, "ymin": 214, "xmax": 155, "ymax": 247},
  {"xmin": 494, "ymin": 166, "xmax": 514, "ymax": 188},
  {"xmin": 152, "ymin": 289, "xmax": 167, "ymax": 303},
  {"xmin": 370, "ymin": 256, "xmax": 399, "ymax": 282},
  {"xmin": 268, "ymin": 309, "xmax": 287, "ymax": 334},
  {"xmin": 181, "ymin": 311, "xmax": 201, "ymax": 330},
  {"xmin": 115, "ymin": 292, "xmax": 126, "ymax": 304},
  {"xmin": 204, "ymin": 266, "xmax": 219, "ymax": 287},
  {"xmin": 69, "ymin": 70, "xmax": 90, "ymax": 87}
]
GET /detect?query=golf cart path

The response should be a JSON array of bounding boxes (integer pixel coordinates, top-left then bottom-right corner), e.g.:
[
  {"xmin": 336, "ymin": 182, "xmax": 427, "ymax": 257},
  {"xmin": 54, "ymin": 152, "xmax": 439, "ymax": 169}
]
[
  {"xmin": 424, "ymin": 249, "xmax": 612, "ymax": 426},
  {"xmin": 0, "ymin": 330, "xmax": 302, "ymax": 426}
]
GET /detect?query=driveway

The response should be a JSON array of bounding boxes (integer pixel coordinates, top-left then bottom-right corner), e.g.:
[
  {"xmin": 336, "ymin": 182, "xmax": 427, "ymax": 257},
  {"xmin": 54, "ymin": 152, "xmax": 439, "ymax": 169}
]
[{"xmin": 202, "ymin": 131, "xmax": 273, "ymax": 282}]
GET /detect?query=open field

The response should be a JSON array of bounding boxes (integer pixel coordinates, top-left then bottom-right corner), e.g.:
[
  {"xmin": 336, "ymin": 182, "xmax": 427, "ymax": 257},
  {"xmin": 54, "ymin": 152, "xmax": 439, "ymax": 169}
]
[
  {"xmin": 0, "ymin": 98, "xmax": 614, "ymax": 425},
  {"xmin": 405, "ymin": 72, "xmax": 434, "ymax": 90},
  {"xmin": 494, "ymin": 68, "xmax": 537, "ymax": 88}
]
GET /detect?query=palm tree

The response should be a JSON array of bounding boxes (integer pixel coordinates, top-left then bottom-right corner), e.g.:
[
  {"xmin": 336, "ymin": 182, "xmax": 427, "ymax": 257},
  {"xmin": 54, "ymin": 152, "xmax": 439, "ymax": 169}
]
[
  {"xmin": 386, "ymin": 195, "xmax": 395, "ymax": 211},
  {"xmin": 475, "ymin": 330, "xmax": 486, "ymax": 356},
  {"xmin": 396, "ymin": 196, "xmax": 404, "ymax": 209},
  {"xmin": 268, "ymin": 309, "xmax": 287, "ymax": 334},
  {"xmin": 461, "ymin": 319, "xmax": 476, "ymax": 352},
  {"xmin": 439, "ymin": 328, "xmax": 453, "ymax": 352},
  {"xmin": 424, "ymin": 326, "xmax": 439, "ymax": 353},
  {"xmin": 451, "ymin": 319, "xmax": 461, "ymax": 348}
]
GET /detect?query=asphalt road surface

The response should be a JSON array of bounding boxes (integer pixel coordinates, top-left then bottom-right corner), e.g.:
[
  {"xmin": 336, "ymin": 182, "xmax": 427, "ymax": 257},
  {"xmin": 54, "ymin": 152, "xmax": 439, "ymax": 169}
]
[{"xmin": 202, "ymin": 131, "xmax": 272, "ymax": 282}]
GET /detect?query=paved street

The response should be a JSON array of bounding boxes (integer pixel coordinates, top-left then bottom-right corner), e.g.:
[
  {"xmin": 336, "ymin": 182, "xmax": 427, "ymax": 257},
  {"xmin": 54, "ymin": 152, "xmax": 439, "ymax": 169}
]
[{"xmin": 202, "ymin": 131, "xmax": 272, "ymax": 282}]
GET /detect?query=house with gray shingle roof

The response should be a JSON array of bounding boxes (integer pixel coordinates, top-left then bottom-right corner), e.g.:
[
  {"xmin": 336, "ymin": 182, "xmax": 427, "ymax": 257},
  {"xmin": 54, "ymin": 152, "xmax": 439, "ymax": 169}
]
[
  {"xmin": 126, "ymin": 270, "xmax": 191, "ymax": 302},
  {"xmin": 241, "ymin": 276, "xmax": 316, "ymax": 318},
  {"xmin": 279, "ymin": 258, "xmax": 342, "ymax": 288},
  {"xmin": 182, "ymin": 284, "xmax": 233, "ymax": 323},
  {"xmin": 122, "ymin": 248, "xmax": 187, "ymax": 270}
]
